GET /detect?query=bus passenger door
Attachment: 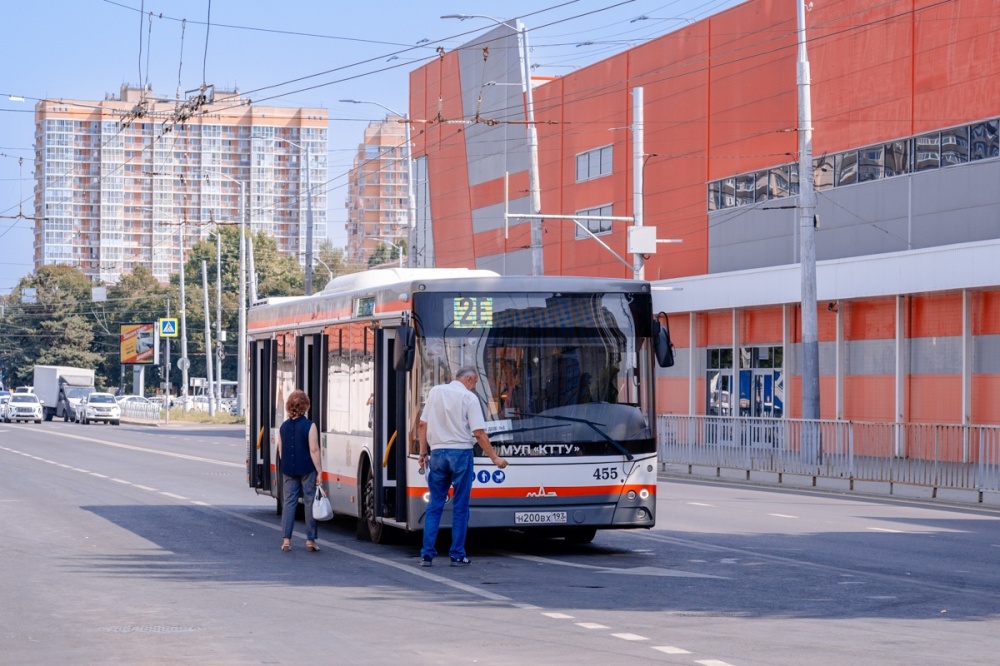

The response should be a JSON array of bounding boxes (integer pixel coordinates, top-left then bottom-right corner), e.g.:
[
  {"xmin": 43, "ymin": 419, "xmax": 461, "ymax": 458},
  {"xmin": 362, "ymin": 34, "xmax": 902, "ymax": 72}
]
[
  {"xmin": 373, "ymin": 328, "xmax": 407, "ymax": 524},
  {"xmin": 296, "ymin": 334, "xmax": 327, "ymax": 431},
  {"xmin": 249, "ymin": 339, "xmax": 276, "ymax": 492}
]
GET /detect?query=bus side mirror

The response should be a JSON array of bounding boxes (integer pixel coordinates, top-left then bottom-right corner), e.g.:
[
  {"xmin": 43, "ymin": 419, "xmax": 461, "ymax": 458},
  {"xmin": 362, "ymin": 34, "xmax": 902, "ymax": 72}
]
[
  {"xmin": 653, "ymin": 314, "xmax": 675, "ymax": 368},
  {"xmin": 394, "ymin": 324, "xmax": 416, "ymax": 372}
]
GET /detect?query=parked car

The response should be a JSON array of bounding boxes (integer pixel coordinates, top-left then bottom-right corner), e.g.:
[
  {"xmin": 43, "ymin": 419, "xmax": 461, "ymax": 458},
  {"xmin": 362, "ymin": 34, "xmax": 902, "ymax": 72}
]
[
  {"xmin": 116, "ymin": 395, "xmax": 152, "ymax": 406},
  {"xmin": 3, "ymin": 393, "xmax": 43, "ymax": 423},
  {"xmin": 13, "ymin": 386, "xmax": 33, "ymax": 394},
  {"xmin": 79, "ymin": 392, "xmax": 121, "ymax": 425}
]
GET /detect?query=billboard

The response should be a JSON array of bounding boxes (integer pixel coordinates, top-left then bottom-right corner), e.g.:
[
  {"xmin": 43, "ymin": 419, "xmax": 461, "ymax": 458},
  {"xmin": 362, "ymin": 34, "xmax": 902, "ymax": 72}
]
[{"xmin": 120, "ymin": 323, "xmax": 157, "ymax": 365}]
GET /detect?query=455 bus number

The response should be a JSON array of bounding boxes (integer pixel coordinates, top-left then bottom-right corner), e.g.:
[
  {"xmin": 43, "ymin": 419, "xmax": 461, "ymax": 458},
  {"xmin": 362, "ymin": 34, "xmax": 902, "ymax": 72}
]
[{"xmin": 593, "ymin": 466, "xmax": 619, "ymax": 480}]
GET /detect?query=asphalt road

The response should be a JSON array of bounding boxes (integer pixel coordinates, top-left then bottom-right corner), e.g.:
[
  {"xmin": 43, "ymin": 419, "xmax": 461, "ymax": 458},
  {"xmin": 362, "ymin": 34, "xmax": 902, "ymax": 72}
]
[{"xmin": 2, "ymin": 421, "xmax": 999, "ymax": 665}]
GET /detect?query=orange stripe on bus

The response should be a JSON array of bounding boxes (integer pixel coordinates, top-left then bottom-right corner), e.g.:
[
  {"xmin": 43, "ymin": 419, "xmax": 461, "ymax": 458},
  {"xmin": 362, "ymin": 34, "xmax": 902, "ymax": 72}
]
[{"xmin": 406, "ymin": 484, "xmax": 656, "ymax": 498}]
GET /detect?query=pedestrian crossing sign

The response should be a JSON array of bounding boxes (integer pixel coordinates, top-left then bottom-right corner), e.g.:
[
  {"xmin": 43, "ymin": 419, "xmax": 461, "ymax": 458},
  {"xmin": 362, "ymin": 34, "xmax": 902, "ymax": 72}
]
[{"xmin": 159, "ymin": 318, "xmax": 179, "ymax": 338}]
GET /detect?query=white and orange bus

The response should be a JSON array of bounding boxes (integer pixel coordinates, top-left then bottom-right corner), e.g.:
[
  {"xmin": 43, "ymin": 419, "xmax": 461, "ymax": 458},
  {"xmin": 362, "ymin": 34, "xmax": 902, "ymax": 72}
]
[{"xmin": 247, "ymin": 268, "xmax": 674, "ymax": 543}]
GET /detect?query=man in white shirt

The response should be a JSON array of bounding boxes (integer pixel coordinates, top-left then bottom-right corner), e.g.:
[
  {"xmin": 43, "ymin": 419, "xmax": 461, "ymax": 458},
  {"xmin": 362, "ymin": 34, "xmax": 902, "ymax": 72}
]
[{"xmin": 418, "ymin": 366, "xmax": 508, "ymax": 567}]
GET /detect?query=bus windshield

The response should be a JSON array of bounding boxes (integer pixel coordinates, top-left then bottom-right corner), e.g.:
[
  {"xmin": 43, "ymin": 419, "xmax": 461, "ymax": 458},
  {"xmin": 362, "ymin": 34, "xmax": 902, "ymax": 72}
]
[{"xmin": 412, "ymin": 291, "xmax": 655, "ymax": 458}]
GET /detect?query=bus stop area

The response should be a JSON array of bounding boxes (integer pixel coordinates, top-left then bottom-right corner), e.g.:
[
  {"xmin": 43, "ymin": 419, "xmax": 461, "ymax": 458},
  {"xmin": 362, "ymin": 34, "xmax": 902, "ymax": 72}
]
[{"xmin": 658, "ymin": 415, "xmax": 1000, "ymax": 509}]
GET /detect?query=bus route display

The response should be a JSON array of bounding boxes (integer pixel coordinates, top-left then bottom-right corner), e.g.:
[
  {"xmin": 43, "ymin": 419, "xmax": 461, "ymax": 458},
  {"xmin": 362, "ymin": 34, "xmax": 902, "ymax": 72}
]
[{"xmin": 452, "ymin": 296, "xmax": 493, "ymax": 328}]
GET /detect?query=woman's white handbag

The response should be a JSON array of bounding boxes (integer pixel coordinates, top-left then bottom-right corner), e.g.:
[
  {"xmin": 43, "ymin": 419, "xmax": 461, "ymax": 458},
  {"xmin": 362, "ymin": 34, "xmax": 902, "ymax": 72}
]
[{"xmin": 312, "ymin": 485, "xmax": 333, "ymax": 521}]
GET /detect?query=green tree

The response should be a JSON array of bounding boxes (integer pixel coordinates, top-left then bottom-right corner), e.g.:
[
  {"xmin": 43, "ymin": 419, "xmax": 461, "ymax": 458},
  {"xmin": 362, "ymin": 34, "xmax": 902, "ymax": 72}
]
[
  {"xmin": 0, "ymin": 265, "xmax": 103, "ymax": 388},
  {"xmin": 175, "ymin": 227, "xmax": 305, "ymax": 389},
  {"xmin": 367, "ymin": 239, "xmax": 406, "ymax": 269},
  {"xmin": 314, "ymin": 239, "xmax": 353, "ymax": 286}
]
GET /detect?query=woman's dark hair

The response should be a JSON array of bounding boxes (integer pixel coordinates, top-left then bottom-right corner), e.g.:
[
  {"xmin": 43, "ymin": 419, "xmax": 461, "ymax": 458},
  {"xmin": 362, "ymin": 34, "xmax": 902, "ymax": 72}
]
[{"xmin": 286, "ymin": 389, "xmax": 310, "ymax": 419}]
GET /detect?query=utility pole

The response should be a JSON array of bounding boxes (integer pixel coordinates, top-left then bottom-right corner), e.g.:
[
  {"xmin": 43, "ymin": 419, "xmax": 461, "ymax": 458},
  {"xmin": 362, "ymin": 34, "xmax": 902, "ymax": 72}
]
[
  {"xmin": 632, "ymin": 87, "xmax": 645, "ymax": 281},
  {"xmin": 164, "ymin": 298, "xmax": 170, "ymax": 424},
  {"xmin": 178, "ymin": 222, "xmax": 190, "ymax": 411},
  {"xmin": 215, "ymin": 230, "xmax": 223, "ymax": 411},
  {"xmin": 201, "ymin": 259, "xmax": 216, "ymax": 416},
  {"xmin": 518, "ymin": 20, "xmax": 543, "ymax": 277},
  {"xmin": 797, "ymin": 0, "xmax": 820, "ymax": 422}
]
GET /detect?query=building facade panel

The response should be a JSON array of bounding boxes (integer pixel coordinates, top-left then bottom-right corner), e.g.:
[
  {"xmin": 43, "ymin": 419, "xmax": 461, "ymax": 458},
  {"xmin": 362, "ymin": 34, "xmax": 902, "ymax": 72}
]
[{"xmin": 410, "ymin": 0, "xmax": 1000, "ymax": 428}]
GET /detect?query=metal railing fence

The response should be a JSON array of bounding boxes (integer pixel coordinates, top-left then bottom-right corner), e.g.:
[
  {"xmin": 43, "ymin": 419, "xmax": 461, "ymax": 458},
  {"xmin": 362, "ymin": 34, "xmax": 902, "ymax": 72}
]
[{"xmin": 658, "ymin": 415, "xmax": 1000, "ymax": 493}]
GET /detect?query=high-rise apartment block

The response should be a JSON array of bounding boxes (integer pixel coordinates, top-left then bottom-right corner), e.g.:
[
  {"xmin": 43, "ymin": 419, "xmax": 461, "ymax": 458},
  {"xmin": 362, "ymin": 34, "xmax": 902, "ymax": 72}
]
[
  {"xmin": 345, "ymin": 116, "xmax": 409, "ymax": 266},
  {"xmin": 34, "ymin": 85, "xmax": 327, "ymax": 284}
]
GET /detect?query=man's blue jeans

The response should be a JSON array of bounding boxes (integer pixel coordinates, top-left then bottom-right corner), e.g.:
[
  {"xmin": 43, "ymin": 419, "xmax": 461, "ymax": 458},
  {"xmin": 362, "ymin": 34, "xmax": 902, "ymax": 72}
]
[
  {"xmin": 281, "ymin": 471, "xmax": 317, "ymax": 540},
  {"xmin": 421, "ymin": 448, "xmax": 474, "ymax": 561}
]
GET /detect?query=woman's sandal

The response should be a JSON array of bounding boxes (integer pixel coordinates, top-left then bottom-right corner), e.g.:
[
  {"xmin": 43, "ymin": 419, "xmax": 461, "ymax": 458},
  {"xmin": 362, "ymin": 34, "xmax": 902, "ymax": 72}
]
[
  {"xmin": 281, "ymin": 542, "xmax": 291, "ymax": 552},
  {"xmin": 306, "ymin": 541, "xmax": 320, "ymax": 552}
]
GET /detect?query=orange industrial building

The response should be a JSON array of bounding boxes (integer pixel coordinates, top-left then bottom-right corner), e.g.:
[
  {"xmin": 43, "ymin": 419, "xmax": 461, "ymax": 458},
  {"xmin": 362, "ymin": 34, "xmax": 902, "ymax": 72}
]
[{"xmin": 408, "ymin": 0, "xmax": 999, "ymax": 426}]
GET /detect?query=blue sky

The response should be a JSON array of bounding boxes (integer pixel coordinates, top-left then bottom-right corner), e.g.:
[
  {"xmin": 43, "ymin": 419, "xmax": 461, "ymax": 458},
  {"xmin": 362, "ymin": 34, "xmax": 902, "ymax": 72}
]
[{"xmin": 0, "ymin": 0, "xmax": 741, "ymax": 293}]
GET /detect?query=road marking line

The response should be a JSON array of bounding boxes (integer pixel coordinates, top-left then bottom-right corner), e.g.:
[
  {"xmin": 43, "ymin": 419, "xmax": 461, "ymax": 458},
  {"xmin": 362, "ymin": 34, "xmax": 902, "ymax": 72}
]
[
  {"xmin": 696, "ymin": 661, "xmax": 736, "ymax": 666},
  {"xmin": 506, "ymin": 553, "xmax": 725, "ymax": 578},
  {"xmin": 652, "ymin": 646, "xmax": 691, "ymax": 654},
  {"xmin": 688, "ymin": 502, "xmax": 714, "ymax": 507},
  {"xmin": 191, "ymin": 501, "xmax": 211, "ymax": 506},
  {"xmin": 160, "ymin": 492, "xmax": 188, "ymax": 500},
  {"xmin": 611, "ymin": 633, "xmax": 649, "ymax": 641},
  {"xmin": 576, "ymin": 622, "xmax": 609, "ymax": 629},
  {"xmin": 111, "ymin": 478, "xmax": 131, "ymax": 485},
  {"xmin": 90, "ymin": 473, "xmax": 108, "ymax": 478},
  {"xmin": 542, "ymin": 612, "xmax": 574, "ymax": 619},
  {"xmin": 18, "ymin": 428, "xmax": 242, "ymax": 468},
  {"xmin": 867, "ymin": 527, "xmax": 904, "ymax": 533},
  {"xmin": 133, "ymin": 485, "xmax": 156, "ymax": 491},
  {"xmin": 769, "ymin": 513, "xmax": 797, "ymax": 518}
]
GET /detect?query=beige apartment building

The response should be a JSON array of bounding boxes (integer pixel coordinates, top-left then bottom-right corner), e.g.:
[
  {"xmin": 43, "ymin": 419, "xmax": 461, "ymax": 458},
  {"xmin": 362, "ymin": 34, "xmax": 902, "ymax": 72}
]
[
  {"xmin": 345, "ymin": 115, "xmax": 409, "ymax": 266},
  {"xmin": 34, "ymin": 85, "xmax": 327, "ymax": 284}
]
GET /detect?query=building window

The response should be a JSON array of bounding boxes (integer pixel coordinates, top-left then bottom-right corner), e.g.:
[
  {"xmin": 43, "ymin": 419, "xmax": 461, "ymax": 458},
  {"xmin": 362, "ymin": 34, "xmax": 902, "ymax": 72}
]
[
  {"xmin": 574, "ymin": 204, "xmax": 613, "ymax": 239},
  {"xmin": 575, "ymin": 145, "xmax": 612, "ymax": 182},
  {"xmin": 708, "ymin": 116, "xmax": 1000, "ymax": 211},
  {"xmin": 706, "ymin": 346, "xmax": 783, "ymax": 419},
  {"xmin": 970, "ymin": 120, "xmax": 999, "ymax": 160}
]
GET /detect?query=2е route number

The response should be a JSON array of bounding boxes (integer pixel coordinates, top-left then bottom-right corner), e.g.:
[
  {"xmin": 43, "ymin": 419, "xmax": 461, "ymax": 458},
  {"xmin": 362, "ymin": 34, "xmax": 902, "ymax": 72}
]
[{"xmin": 593, "ymin": 466, "xmax": 619, "ymax": 480}]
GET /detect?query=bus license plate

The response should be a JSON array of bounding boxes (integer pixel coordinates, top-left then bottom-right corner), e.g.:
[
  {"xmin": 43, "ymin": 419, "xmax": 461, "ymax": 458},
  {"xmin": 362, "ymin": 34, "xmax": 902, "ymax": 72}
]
[{"xmin": 514, "ymin": 511, "xmax": 568, "ymax": 525}]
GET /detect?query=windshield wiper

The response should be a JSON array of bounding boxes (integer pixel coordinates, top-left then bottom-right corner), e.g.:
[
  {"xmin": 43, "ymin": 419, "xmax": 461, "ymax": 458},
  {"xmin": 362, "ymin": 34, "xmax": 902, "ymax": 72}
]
[{"xmin": 496, "ymin": 412, "xmax": 634, "ymax": 461}]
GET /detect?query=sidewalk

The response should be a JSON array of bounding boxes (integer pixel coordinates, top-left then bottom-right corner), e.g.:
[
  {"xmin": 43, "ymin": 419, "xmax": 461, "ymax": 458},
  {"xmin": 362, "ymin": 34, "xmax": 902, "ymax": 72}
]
[{"xmin": 660, "ymin": 463, "xmax": 1000, "ymax": 511}]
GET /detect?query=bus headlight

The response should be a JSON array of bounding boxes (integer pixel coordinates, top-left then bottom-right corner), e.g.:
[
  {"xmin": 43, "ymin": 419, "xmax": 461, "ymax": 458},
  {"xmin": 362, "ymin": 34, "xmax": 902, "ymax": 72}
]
[
  {"xmin": 626, "ymin": 490, "xmax": 636, "ymax": 500},
  {"xmin": 422, "ymin": 492, "xmax": 430, "ymax": 503},
  {"xmin": 639, "ymin": 489, "xmax": 650, "ymax": 500}
]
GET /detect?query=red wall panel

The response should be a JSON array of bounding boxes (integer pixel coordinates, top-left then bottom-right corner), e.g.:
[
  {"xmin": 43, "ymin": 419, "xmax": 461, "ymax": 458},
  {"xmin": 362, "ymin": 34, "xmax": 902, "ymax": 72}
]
[
  {"xmin": 846, "ymin": 300, "xmax": 896, "ymax": 340},
  {"xmin": 908, "ymin": 375, "xmax": 962, "ymax": 424},
  {"xmin": 974, "ymin": 291, "xmax": 1000, "ymax": 335},
  {"xmin": 657, "ymin": 377, "xmax": 690, "ymax": 414},
  {"xmin": 844, "ymin": 376, "xmax": 895, "ymax": 421},
  {"xmin": 910, "ymin": 294, "xmax": 963, "ymax": 338},
  {"xmin": 698, "ymin": 311, "xmax": 733, "ymax": 347},
  {"xmin": 973, "ymin": 376, "xmax": 1000, "ymax": 425},
  {"xmin": 739, "ymin": 308, "xmax": 783, "ymax": 344}
]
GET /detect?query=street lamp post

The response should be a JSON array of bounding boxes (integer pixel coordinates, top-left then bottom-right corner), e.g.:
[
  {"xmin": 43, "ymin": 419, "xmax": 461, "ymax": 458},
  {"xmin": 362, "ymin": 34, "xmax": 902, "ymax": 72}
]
[
  {"xmin": 270, "ymin": 136, "xmax": 317, "ymax": 294},
  {"xmin": 340, "ymin": 99, "xmax": 415, "ymax": 267},
  {"xmin": 442, "ymin": 14, "xmax": 542, "ymax": 275},
  {"xmin": 202, "ymin": 170, "xmax": 247, "ymax": 417},
  {"xmin": 381, "ymin": 238, "xmax": 405, "ymax": 268}
]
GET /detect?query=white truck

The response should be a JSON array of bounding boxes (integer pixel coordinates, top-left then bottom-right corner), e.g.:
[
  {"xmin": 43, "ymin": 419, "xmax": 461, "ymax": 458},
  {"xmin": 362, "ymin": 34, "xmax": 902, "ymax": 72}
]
[{"xmin": 33, "ymin": 365, "xmax": 96, "ymax": 422}]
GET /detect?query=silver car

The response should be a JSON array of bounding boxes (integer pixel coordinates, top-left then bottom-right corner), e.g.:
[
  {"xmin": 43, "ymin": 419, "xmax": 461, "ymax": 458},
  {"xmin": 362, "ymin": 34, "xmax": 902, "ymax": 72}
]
[{"xmin": 79, "ymin": 392, "xmax": 121, "ymax": 426}]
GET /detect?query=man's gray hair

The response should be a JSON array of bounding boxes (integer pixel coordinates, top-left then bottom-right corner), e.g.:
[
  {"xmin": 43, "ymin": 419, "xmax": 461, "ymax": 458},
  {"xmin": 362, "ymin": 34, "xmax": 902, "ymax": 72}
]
[{"xmin": 455, "ymin": 366, "xmax": 478, "ymax": 380}]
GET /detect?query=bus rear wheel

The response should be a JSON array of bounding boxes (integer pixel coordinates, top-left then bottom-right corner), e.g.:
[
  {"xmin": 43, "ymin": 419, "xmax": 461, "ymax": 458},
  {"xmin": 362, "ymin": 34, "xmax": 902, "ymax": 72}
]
[{"xmin": 357, "ymin": 458, "xmax": 385, "ymax": 544}]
